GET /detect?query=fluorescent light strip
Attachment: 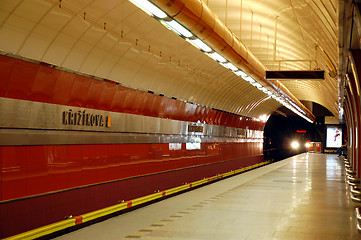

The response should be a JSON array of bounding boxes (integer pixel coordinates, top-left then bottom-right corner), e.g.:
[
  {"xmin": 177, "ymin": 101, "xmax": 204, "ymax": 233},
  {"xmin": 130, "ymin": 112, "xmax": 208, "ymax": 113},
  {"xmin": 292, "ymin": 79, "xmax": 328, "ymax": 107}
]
[
  {"xmin": 244, "ymin": 76, "xmax": 255, "ymax": 83},
  {"xmin": 163, "ymin": 20, "xmax": 193, "ymax": 38},
  {"xmin": 274, "ymin": 97, "xmax": 312, "ymax": 122},
  {"xmin": 221, "ymin": 62, "xmax": 238, "ymax": 71},
  {"xmin": 129, "ymin": 0, "xmax": 167, "ymax": 19},
  {"xmin": 265, "ymin": 90, "xmax": 272, "ymax": 95},
  {"xmin": 253, "ymin": 82, "xmax": 263, "ymax": 89},
  {"xmin": 187, "ymin": 38, "xmax": 212, "ymax": 52},
  {"xmin": 234, "ymin": 70, "xmax": 247, "ymax": 78},
  {"xmin": 207, "ymin": 52, "xmax": 227, "ymax": 63},
  {"xmin": 259, "ymin": 87, "xmax": 266, "ymax": 92}
]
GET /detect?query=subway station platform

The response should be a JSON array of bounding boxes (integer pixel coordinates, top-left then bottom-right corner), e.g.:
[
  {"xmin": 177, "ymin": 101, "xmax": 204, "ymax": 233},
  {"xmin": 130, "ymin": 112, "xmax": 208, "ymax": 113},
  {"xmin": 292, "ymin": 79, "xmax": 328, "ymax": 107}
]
[{"xmin": 54, "ymin": 153, "xmax": 360, "ymax": 240}]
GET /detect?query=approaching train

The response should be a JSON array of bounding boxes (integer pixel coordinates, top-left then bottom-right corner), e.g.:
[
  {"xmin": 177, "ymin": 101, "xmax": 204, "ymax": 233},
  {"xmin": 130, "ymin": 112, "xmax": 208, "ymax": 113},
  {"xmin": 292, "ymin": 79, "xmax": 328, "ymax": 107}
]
[{"xmin": 0, "ymin": 54, "xmax": 265, "ymax": 238}]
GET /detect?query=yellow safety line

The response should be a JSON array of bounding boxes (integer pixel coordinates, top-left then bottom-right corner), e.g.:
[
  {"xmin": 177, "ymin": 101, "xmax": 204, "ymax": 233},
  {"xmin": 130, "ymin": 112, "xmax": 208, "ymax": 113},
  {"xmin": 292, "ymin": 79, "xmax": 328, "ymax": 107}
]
[
  {"xmin": 82, "ymin": 201, "xmax": 129, "ymax": 223},
  {"xmin": 4, "ymin": 160, "xmax": 271, "ymax": 240},
  {"xmin": 2, "ymin": 219, "xmax": 76, "ymax": 240},
  {"xmin": 165, "ymin": 184, "xmax": 190, "ymax": 195},
  {"xmin": 131, "ymin": 191, "xmax": 164, "ymax": 207}
]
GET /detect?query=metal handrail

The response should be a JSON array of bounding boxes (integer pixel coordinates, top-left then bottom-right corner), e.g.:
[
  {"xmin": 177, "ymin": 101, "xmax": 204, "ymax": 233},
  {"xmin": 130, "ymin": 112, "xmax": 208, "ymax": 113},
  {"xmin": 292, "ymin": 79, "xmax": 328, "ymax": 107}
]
[
  {"xmin": 351, "ymin": 192, "xmax": 361, "ymax": 202},
  {"xmin": 346, "ymin": 174, "xmax": 360, "ymax": 181},
  {"xmin": 346, "ymin": 168, "xmax": 356, "ymax": 174},
  {"xmin": 346, "ymin": 171, "xmax": 356, "ymax": 176},
  {"xmin": 347, "ymin": 179, "xmax": 360, "ymax": 186},
  {"xmin": 351, "ymin": 186, "xmax": 361, "ymax": 195},
  {"xmin": 356, "ymin": 207, "xmax": 361, "ymax": 233},
  {"xmin": 350, "ymin": 186, "xmax": 361, "ymax": 195}
]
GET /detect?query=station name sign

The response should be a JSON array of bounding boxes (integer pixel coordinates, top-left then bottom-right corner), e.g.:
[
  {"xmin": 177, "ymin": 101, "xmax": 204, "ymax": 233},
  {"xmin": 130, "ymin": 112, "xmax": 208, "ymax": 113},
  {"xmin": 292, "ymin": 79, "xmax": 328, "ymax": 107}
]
[
  {"xmin": 188, "ymin": 124, "xmax": 204, "ymax": 133},
  {"xmin": 62, "ymin": 109, "xmax": 111, "ymax": 128}
]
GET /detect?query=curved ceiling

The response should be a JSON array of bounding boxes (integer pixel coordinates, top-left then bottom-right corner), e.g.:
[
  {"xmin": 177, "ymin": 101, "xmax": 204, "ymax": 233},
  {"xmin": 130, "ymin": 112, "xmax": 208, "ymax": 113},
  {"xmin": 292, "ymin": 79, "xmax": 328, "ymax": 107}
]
[
  {"xmin": 0, "ymin": 0, "xmax": 339, "ymax": 120},
  {"xmin": 205, "ymin": 0, "xmax": 339, "ymax": 116}
]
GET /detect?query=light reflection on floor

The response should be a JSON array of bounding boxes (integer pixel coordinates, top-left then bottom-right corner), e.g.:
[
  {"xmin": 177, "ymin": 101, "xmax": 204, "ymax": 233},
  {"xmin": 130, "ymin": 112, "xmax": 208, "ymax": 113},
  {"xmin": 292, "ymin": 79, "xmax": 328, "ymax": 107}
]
[{"xmin": 55, "ymin": 153, "xmax": 360, "ymax": 240}]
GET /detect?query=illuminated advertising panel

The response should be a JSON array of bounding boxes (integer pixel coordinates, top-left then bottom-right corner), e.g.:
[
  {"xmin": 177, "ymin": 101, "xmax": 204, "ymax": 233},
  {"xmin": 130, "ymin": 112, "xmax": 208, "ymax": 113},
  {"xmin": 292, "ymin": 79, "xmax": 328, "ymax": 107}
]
[{"xmin": 326, "ymin": 126, "xmax": 342, "ymax": 148}]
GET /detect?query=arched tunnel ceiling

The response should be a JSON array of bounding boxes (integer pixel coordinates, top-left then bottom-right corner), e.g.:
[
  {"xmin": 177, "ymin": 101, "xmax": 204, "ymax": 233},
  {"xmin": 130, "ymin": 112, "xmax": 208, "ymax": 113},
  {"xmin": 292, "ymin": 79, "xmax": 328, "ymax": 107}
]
[
  {"xmin": 206, "ymin": 0, "xmax": 339, "ymax": 116},
  {"xmin": 0, "ymin": 0, "xmax": 339, "ymax": 120}
]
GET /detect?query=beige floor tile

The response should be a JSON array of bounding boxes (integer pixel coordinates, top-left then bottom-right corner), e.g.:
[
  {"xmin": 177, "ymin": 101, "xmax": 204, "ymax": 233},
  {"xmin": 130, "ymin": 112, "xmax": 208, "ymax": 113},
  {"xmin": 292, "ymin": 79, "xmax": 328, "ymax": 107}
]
[{"xmin": 55, "ymin": 153, "xmax": 361, "ymax": 240}]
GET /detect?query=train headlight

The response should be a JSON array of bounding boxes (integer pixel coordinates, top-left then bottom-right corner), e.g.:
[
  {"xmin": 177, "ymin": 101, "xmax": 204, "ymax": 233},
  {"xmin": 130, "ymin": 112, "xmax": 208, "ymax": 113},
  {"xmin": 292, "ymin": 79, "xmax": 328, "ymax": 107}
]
[{"xmin": 291, "ymin": 141, "xmax": 299, "ymax": 149}]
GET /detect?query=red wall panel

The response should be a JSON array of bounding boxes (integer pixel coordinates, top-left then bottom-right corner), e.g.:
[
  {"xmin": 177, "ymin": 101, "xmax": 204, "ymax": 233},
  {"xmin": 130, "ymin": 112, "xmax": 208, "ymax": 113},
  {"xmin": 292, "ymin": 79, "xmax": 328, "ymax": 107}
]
[
  {"xmin": 27, "ymin": 146, "xmax": 48, "ymax": 196},
  {"xmin": 98, "ymin": 81, "xmax": 117, "ymax": 110},
  {"xmin": 195, "ymin": 106, "xmax": 203, "ymax": 123},
  {"xmin": 0, "ymin": 142, "xmax": 262, "ymax": 202},
  {"xmin": 97, "ymin": 144, "xmax": 110, "ymax": 182},
  {"xmin": 139, "ymin": 92, "xmax": 154, "ymax": 117},
  {"xmin": 85, "ymin": 79, "xmax": 104, "ymax": 109},
  {"xmin": 106, "ymin": 144, "xmax": 121, "ymax": 181},
  {"xmin": 68, "ymin": 75, "xmax": 92, "ymax": 107},
  {"xmin": 219, "ymin": 112, "xmax": 228, "ymax": 126},
  {"xmin": 133, "ymin": 91, "xmax": 149, "ymax": 115},
  {"xmin": 81, "ymin": 144, "xmax": 97, "ymax": 186},
  {"xmin": 185, "ymin": 102, "xmax": 196, "ymax": 122},
  {"xmin": 158, "ymin": 97, "xmax": 169, "ymax": 118},
  {"xmin": 123, "ymin": 89, "xmax": 137, "ymax": 114},
  {"xmin": 0, "ymin": 55, "xmax": 15, "ymax": 97},
  {"xmin": 1, "ymin": 146, "xmax": 27, "ymax": 200},
  {"xmin": 0, "ymin": 147, "xmax": 2, "ymax": 201},
  {"xmin": 5, "ymin": 59, "xmax": 39, "ymax": 100},
  {"xmin": 51, "ymin": 71, "xmax": 75, "ymax": 105},
  {"xmin": 30, "ymin": 65, "xmax": 59, "ymax": 103},
  {"xmin": 215, "ymin": 111, "xmax": 222, "ymax": 125},
  {"xmin": 65, "ymin": 145, "xmax": 82, "ymax": 188},
  {"xmin": 47, "ymin": 145, "xmax": 64, "ymax": 191},
  {"xmin": 164, "ymin": 99, "xmax": 177, "ymax": 119},
  {"xmin": 111, "ymin": 86, "xmax": 127, "ymax": 112},
  {"xmin": 147, "ymin": 94, "xmax": 160, "ymax": 117}
]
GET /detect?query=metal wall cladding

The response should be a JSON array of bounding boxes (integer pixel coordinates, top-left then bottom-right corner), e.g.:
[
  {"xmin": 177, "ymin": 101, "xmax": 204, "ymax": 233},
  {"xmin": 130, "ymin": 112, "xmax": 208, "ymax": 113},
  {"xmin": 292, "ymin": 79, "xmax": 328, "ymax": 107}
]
[
  {"xmin": 0, "ymin": 97, "xmax": 263, "ymax": 145},
  {"xmin": 0, "ymin": 54, "xmax": 265, "ymax": 131},
  {"xmin": 0, "ymin": 142, "xmax": 263, "ymax": 201}
]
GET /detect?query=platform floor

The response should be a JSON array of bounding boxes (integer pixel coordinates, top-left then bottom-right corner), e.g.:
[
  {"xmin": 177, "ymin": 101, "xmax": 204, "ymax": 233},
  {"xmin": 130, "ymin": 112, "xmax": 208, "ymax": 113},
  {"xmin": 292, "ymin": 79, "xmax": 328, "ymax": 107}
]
[{"xmin": 54, "ymin": 153, "xmax": 360, "ymax": 240}]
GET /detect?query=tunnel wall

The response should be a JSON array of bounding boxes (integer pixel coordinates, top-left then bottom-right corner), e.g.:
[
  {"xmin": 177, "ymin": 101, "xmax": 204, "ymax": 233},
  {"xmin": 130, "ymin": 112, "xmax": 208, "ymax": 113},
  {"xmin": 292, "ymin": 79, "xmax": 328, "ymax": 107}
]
[{"xmin": 0, "ymin": 54, "xmax": 265, "ymax": 238}]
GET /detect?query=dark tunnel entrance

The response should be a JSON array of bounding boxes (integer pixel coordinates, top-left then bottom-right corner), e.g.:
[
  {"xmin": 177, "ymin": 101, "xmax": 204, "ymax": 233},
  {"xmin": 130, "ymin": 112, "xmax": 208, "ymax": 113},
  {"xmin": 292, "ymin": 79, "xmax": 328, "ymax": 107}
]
[{"xmin": 263, "ymin": 112, "xmax": 328, "ymax": 161}]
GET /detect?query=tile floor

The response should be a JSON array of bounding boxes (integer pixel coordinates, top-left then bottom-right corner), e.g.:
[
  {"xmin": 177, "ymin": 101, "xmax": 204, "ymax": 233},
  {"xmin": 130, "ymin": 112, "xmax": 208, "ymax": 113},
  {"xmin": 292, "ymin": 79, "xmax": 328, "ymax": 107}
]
[{"xmin": 54, "ymin": 153, "xmax": 360, "ymax": 240}]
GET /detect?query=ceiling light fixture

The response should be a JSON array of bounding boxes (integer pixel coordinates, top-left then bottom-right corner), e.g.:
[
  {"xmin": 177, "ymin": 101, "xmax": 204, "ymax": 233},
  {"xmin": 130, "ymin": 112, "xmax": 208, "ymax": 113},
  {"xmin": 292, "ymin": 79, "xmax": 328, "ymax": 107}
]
[
  {"xmin": 244, "ymin": 76, "xmax": 255, "ymax": 83},
  {"xmin": 162, "ymin": 20, "xmax": 193, "ymax": 38},
  {"xmin": 129, "ymin": 0, "xmax": 167, "ymax": 19},
  {"xmin": 252, "ymin": 82, "xmax": 263, "ymax": 89},
  {"xmin": 207, "ymin": 52, "xmax": 227, "ymax": 63},
  {"xmin": 221, "ymin": 62, "xmax": 238, "ymax": 71},
  {"xmin": 234, "ymin": 70, "xmax": 247, "ymax": 78},
  {"xmin": 187, "ymin": 38, "xmax": 212, "ymax": 52}
]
